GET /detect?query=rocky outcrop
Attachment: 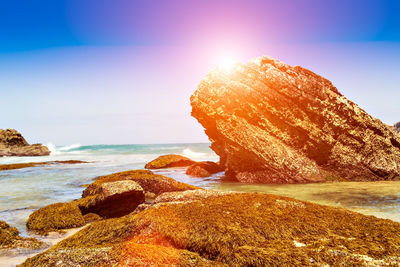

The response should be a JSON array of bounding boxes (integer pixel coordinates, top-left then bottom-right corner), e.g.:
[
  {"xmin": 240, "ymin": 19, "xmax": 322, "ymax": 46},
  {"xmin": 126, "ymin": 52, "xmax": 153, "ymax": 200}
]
[
  {"xmin": 145, "ymin": 154, "xmax": 195, "ymax": 169},
  {"xmin": 0, "ymin": 220, "xmax": 45, "ymax": 250},
  {"xmin": 26, "ymin": 170, "xmax": 199, "ymax": 234},
  {"xmin": 186, "ymin": 161, "xmax": 223, "ymax": 177},
  {"xmin": 394, "ymin": 122, "xmax": 400, "ymax": 134},
  {"xmin": 0, "ymin": 129, "xmax": 50, "ymax": 157},
  {"xmin": 22, "ymin": 192, "xmax": 400, "ymax": 266},
  {"xmin": 191, "ymin": 56, "xmax": 400, "ymax": 183},
  {"xmin": 79, "ymin": 180, "xmax": 145, "ymax": 218}
]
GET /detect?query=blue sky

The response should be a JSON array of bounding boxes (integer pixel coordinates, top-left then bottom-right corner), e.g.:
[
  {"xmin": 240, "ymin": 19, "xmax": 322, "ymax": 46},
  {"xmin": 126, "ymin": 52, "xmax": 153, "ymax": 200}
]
[{"xmin": 0, "ymin": 0, "xmax": 399, "ymax": 145}]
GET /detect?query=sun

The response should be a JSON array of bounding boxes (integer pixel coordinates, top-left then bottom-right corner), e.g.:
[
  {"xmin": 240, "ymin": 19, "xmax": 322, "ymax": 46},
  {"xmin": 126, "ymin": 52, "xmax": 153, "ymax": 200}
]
[{"xmin": 218, "ymin": 56, "xmax": 238, "ymax": 72}]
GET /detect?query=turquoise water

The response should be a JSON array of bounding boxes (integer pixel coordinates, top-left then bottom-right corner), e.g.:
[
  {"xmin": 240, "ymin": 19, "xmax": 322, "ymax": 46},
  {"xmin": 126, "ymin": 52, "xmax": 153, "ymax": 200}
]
[{"xmin": 0, "ymin": 143, "xmax": 220, "ymax": 236}]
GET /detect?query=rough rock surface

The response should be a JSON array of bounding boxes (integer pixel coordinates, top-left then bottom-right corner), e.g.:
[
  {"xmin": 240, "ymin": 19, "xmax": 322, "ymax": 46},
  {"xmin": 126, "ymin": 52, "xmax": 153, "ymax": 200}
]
[
  {"xmin": 83, "ymin": 169, "xmax": 199, "ymax": 197},
  {"xmin": 0, "ymin": 129, "xmax": 50, "ymax": 157},
  {"xmin": 394, "ymin": 122, "xmax": 400, "ymax": 134},
  {"xmin": 79, "ymin": 180, "xmax": 145, "ymax": 218},
  {"xmin": 145, "ymin": 154, "xmax": 195, "ymax": 169},
  {"xmin": 0, "ymin": 220, "xmax": 45, "ymax": 250},
  {"xmin": 186, "ymin": 161, "xmax": 223, "ymax": 177},
  {"xmin": 191, "ymin": 56, "xmax": 400, "ymax": 183},
  {"xmin": 22, "ymin": 192, "xmax": 400, "ymax": 266}
]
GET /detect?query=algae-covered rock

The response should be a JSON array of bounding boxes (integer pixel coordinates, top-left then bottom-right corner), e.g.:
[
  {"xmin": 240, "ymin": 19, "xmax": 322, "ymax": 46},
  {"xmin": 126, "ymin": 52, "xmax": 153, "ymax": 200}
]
[
  {"xmin": 79, "ymin": 180, "xmax": 145, "ymax": 218},
  {"xmin": 83, "ymin": 169, "xmax": 199, "ymax": 197},
  {"xmin": 26, "ymin": 202, "xmax": 85, "ymax": 234},
  {"xmin": 186, "ymin": 161, "xmax": 223, "ymax": 177},
  {"xmin": 191, "ymin": 56, "xmax": 400, "ymax": 183},
  {"xmin": 21, "ymin": 192, "xmax": 400, "ymax": 266},
  {"xmin": 145, "ymin": 154, "xmax": 195, "ymax": 169},
  {"xmin": 0, "ymin": 160, "xmax": 88, "ymax": 171},
  {"xmin": 83, "ymin": 213, "xmax": 102, "ymax": 223},
  {"xmin": 0, "ymin": 220, "xmax": 45, "ymax": 250}
]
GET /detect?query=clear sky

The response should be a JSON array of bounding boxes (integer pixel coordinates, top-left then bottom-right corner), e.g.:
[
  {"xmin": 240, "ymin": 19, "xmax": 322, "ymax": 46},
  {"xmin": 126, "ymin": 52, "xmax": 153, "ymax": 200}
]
[{"xmin": 1, "ymin": 0, "xmax": 399, "ymax": 145}]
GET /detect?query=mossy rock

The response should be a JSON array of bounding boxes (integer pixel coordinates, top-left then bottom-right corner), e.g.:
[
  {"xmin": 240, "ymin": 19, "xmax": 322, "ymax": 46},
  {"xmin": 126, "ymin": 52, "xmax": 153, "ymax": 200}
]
[
  {"xmin": 83, "ymin": 169, "xmax": 199, "ymax": 197},
  {"xmin": 0, "ymin": 160, "xmax": 87, "ymax": 171},
  {"xmin": 0, "ymin": 220, "xmax": 45, "ymax": 249},
  {"xmin": 144, "ymin": 154, "xmax": 195, "ymax": 169},
  {"xmin": 26, "ymin": 202, "xmax": 86, "ymax": 235},
  {"xmin": 83, "ymin": 213, "xmax": 102, "ymax": 223},
  {"xmin": 21, "ymin": 192, "xmax": 400, "ymax": 266}
]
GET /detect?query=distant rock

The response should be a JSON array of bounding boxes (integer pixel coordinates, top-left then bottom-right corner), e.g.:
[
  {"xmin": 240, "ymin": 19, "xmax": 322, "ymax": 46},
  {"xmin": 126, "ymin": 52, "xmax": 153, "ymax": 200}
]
[
  {"xmin": 191, "ymin": 56, "xmax": 400, "ymax": 183},
  {"xmin": 144, "ymin": 154, "xmax": 195, "ymax": 169},
  {"xmin": 0, "ymin": 160, "xmax": 88, "ymax": 171},
  {"xmin": 186, "ymin": 161, "xmax": 223, "ymax": 177},
  {"xmin": 0, "ymin": 129, "xmax": 50, "ymax": 157},
  {"xmin": 394, "ymin": 122, "xmax": 400, "ymax": 134},
  {"xmin": 79, "ymin": 180, "xmax": 145, "ymax": 218}
]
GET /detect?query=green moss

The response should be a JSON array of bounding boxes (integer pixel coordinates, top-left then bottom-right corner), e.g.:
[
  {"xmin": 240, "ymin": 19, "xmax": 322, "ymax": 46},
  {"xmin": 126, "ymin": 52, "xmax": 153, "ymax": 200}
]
[
  {"xmin": 1, "ymin": 220, "xmax": 45, "ymax": 249},
  {"xmin": 83, "ymin": 170, "xmax": 199, "ymax": 197},
  {"xmin": 23, "ymin": 192, "xmax": 400, "ymax": 266},
  {"xmin": 144, "ymin": 154, "xmax": 195, "ymax": 169},
  {"xmin": 26, "ymin": 201, "xmax": 86, "ymax": 235}
]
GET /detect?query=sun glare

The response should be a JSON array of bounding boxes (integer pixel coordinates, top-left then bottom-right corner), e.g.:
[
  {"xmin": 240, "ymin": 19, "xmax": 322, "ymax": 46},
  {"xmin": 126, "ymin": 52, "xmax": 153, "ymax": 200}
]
[{"xmin": 218, "ymin": 56, "xmax": 238, "ymax": 72}]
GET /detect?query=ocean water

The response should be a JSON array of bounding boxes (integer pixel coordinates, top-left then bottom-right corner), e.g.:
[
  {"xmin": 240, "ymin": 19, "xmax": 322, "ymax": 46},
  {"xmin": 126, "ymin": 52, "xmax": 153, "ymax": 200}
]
[{"xmin": 1, "ymin": 142, "xmax": 400, "ymax": 238}]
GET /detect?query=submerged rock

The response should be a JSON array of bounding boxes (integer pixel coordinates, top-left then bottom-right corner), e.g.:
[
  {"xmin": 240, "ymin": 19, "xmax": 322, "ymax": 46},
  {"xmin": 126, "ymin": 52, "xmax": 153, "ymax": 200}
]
[
  {"xmin": 190, "ymin": 56, "xmax": 400, "ymax": 183},
  {"xmin": 186, "ymin": 161, "xmax": 223, "ymax": 177},
  {"xmin": 145, "ymin": 154, "xmax": 195, "ymax": 169},
  {"xmin": 0, "ymin": 129, "xmax": 50, "ymax": 157},
  {"xmin": 0, "ymin": 220, "xmax": 45, "ymax": 250},
  {"xmin": 0, "ymin": 160, "xmax": 88, "ymax": 171},
  {"xmin": 21, "ymin": 192, "xmax": 400, "ymax": 266},
  {"xmin": 79, "ymin": 180, "xmax": 145, "ymax": 218}
]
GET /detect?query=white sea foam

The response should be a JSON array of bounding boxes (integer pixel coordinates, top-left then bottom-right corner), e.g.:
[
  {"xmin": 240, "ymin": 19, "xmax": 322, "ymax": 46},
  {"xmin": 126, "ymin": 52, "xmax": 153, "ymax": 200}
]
[
  {"xmin": 182, "ymin": 148, "xmax": 207, "ymax": 159},
  {"xmin": 58, "ymin": 144, "xmax": 82, "ymax": 151}
]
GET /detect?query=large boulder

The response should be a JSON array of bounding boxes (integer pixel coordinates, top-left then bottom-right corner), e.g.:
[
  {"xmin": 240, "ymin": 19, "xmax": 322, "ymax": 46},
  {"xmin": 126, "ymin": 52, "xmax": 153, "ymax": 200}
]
[
  {"xmin": 0, "ymin": 129, "xmax": 50, "ymax": 157},
  {"xmin": 22, "ymin": 192, "xmax": 400, "ymax": 266},
  {"xmin": 186, "ymin": 161, "xmax": 223, "ymax": 177},
  {"xmin": 145, "ymin": 154, "xmax": 195, "ymax": 169},
  {"xmin": 79, "ymin": 180, "xmax": 145, "ymax": 218},
  {"xmin": 190, "ymin": 56, "xmax": 400, "ymax": 183}
]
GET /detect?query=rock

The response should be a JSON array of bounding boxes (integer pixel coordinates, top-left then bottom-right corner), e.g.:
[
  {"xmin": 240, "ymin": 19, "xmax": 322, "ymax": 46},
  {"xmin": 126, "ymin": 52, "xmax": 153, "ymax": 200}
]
[
  {"xmin": 22, "ymin": 192, "xmax": 400, "ymax": 266},
  {"xmin": 83, "ymin": 213, "xmax": 102, "ymax": 223},
  {"xmin": 144, "ymin": 154, "xmax": 195, "ymax": 169},
  {"xmin": 82, "ymin": 169, "xmax": 200, "ymax": 197},
  {"xmin": 394, "ymin": 122, "xmax": 400, "ymax": 134},
  {"xmin": 186, "ymin": 161, "xmax": 223, "ymax": 177},
  {"xmin": 190, "ymin": 56, "xmax": 400, "ymax": 183},
  {"xmin": 26, "ymin": 202, "xmax": 86, "ymax": 235},
  {"xmin": 79, "ymin": 180, "xmax": 145, "ymax": 218},
  {"xmin": 0, "ymin": 160, "xmax": 88, "ymax": 171},
  {"xmin": 0, "ymin": 129, "xmax": 50, "ymax": 157},
  {"xmin": 0, "ymin": 220, "xmax": 45, "ymax": 250}
]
